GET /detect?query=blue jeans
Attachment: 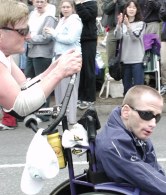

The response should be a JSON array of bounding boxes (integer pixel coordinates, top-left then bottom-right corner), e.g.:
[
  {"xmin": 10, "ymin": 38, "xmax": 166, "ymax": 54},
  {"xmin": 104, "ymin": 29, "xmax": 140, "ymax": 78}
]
[{"xmin": 122, "ymin": 63, "xmax": 144, "ymax": 95}]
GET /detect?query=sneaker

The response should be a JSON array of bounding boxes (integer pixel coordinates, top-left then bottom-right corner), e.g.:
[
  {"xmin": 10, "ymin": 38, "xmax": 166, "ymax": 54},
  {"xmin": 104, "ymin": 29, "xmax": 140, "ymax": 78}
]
[
  {"xmin": 78, "ymin": 101, "xmax": 94, "ymax": 110},
  {"xmin": 0, "ymin": 123, "xmax": 15, "ymax": 130},
  {"xmin": 160, "ymin": 85, "xmax": 166, "ymax": 95}
]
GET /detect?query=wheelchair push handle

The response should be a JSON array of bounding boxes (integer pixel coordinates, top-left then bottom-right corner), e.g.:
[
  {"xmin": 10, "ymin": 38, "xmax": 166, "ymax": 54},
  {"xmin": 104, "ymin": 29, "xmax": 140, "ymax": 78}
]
[
  {"xmin": 42, "ymin": 74, "xmax": 77, "ymax": 135},
  {"xmin": 24, "ymin": 74, "xmax": 76, "ymax": 134},
  {"xmin": 24, "ymin": 114, "xmax": 38, "ymax": 132}
]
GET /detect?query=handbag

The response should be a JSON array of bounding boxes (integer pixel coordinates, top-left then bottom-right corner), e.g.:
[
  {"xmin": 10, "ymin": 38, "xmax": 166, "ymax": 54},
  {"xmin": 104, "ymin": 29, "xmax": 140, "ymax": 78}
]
[{"xmin": 109, "ymin": 39, "xmax": 123, "ymax": 81}]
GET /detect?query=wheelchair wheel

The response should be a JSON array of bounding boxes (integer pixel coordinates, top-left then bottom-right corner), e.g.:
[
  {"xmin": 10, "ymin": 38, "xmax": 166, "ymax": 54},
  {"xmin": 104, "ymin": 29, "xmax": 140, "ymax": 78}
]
[
  {"xmin": 50, "ymin": 179, "xmax": 70, "ymax": 195},
  {"xmin": 50, "ymin": 175, "xmax": 94, "ymax": 195}
]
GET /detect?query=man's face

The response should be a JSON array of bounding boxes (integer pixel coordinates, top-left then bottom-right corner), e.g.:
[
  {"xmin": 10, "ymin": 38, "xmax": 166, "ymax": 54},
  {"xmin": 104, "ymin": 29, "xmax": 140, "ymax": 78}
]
[
  {"xmin": 0, "ymin": 18, "xmax": 29, "ymax": 56},
  {"xmin": 61, "ymin": 2, "xmax": 73, "ymax": 18},
  {"xmin": 33, "ymin": 0, "xmax": 47, "ymax": 13},
  {"xmin": 122, "ymin": 93, "xmax": 163, "ymax": 140}
]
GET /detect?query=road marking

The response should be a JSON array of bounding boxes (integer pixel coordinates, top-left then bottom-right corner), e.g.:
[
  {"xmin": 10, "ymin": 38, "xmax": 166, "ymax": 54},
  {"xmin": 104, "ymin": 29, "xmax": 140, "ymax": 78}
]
[{"xmin": 0, "ymin": 159, "xmax": 166, "ymax": 169}]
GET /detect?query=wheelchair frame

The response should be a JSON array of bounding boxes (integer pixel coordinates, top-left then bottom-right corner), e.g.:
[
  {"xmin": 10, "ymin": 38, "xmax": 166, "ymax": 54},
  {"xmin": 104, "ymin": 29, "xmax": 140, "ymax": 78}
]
[{"xmin": 25, "ymin": 74, "xmax": 141, "ymax": 195}]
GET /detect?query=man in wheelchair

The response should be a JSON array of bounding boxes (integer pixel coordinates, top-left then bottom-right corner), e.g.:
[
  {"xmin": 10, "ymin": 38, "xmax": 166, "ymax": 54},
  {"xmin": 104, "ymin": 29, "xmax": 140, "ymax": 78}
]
[{"xmin": 95, "ymin": 85, "xmax": 166, "ymax": 194}]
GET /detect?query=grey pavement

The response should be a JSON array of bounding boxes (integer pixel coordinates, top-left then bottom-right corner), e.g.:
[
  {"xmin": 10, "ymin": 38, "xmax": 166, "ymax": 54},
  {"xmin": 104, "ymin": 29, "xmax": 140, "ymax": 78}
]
[{"xmin": 0, "ymin": 99, "xmax": 166, "ymax": 195}]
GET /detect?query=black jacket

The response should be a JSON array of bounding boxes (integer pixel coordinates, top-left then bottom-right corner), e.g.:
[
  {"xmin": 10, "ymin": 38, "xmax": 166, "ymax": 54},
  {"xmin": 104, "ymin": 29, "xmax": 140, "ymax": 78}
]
[
  {"xmin": 138, "ymin": 0, "xmax": 161, "ymax": 23},
  {"xmin": 102, "ymin": 0, "xmax": 128, "ymax": 28},
  {"xmin": 75, "ymin": 0, "xmax": 98, "ymax": 42}
]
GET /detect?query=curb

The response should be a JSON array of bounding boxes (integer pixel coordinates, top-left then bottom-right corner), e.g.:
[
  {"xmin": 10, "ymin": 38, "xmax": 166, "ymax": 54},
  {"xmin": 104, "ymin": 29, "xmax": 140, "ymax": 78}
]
[{"xmin": 77, "ymin": 103, "xmax": 166, "ymax": 118}]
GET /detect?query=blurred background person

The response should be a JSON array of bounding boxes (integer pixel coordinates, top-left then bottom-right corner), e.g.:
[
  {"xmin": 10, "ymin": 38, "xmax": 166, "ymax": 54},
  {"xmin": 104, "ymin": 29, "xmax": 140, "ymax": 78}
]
[
  {"xmin": 138, "ymin": 0, "xmax": 162, "ymax": 88},
  {"xmin": 0, "ymin": 0, "xmax": 82, "ymax": 131},
  {"xmin": 45, "ymin": 0, "xmax": 83, "ymax": 125},
  {"xmin": 102, "ymin": 0, "xmax": 128, "ymax": 70},
  {"xmin": 24, "ymin": 0, "xmax": 57, "ymax": 122},
  {"xmin": 138, "ymin": 0, "xmax": 161, "ymax": 36},
  {"xmin": 160, "ymin": 22, "xmax": 166, "ymax": 95},
  {"xmin": 74, "ymin": 0, "xmax": 98, "ymax": 110}
]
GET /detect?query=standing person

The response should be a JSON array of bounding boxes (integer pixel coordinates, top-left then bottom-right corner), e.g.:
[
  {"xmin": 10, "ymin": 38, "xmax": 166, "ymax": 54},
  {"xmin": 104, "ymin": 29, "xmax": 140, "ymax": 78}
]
[
  {"xmin": 0, "ymin": 0, "xmax": 28, "ymax": 130},
  {"xmin": 45, "ymin": 0, "xmax": 83, "ymax": 125},
  {"xmin": 114, "ymin": 0, "xmax": 145, "ymax": 95},
  {"xmin": 74, "ymin": 0, "xmax": 98, "ymax": 110},
  {"xmin": 160, "ymin": 22, "xmax": 166, "ymax": 95},
  {"xmin": 138, "ymin": 0, "xmax": 161, "ymax": 36},
  {"xmin": 95, "ymin": 85, "xmax": 166, "ymax": 194},
  {"xmin": 0, "ymin": 0, "xmax": 82, "ymax": 130},
  {"xmin": 102, "ymin": 0, "xmax": 128, "ymax": 67},
  {"xmin": 24, "ymin": 0, "xmax": 57, "ymax": 122},
  {"xmin": 137, "ymin": 0, "xmax": 162, "ymax": 88},
  {"xmin": 0, "ymin": 112, "xmax": 17, "ymax": 130}
]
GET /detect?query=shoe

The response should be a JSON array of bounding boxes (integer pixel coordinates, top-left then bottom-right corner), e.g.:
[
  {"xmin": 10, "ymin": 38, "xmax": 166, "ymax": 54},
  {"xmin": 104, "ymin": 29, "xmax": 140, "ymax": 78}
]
[
  {"xmin": 78, "ymin": 101, "xmax": 94, "ymax": 110},
  {"xmin": 160, "ymin": 85, "xmax": 166, "ymax": 95},
  {"xmin": 0, "ymin": 123, "xmax": 15, "ymax": 130}
]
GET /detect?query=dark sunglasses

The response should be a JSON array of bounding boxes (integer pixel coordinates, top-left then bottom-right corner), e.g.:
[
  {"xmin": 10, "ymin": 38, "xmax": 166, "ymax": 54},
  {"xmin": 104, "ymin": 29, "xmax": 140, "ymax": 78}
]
[
  {"xmin": 129, "ymin": 105, "xmax": 161, "ymax": 123},
  {"xmin": 0, "ymin": 26, "xmax": 29, "ymax": 36}
]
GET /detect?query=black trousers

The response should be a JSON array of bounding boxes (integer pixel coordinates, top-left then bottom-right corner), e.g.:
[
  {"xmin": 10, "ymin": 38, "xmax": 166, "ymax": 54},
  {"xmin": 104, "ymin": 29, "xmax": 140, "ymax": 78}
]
[
  {"xmin": 78, "ymin": 40, "xmax": 97, "ymax": 102},
  {"xmin": 25, "ymin": 57, "xmax": 52, "ymax": 121}
]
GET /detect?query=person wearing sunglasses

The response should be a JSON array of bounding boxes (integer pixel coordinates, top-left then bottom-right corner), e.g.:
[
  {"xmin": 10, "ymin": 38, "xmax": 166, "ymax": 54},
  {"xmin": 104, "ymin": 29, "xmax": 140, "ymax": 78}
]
[
  {"xmin": 95, "ymin": 85, "xmax": 166, "ymax": 194},
  {"xmin": 0, "ymin": 0, "xmax": 82, "ymax": 129}
]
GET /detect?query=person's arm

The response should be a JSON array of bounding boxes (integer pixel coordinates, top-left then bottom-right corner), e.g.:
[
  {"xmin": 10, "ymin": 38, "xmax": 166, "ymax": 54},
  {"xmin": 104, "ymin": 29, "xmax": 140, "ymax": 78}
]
[
  {"xmin": 0, "ymin": 49, "xmax": 82, "ymax": 116},
  {"xmin": 45, "ymin": 16, "xmax": 83, "ymax": 44},
  {"xmin": 27, "ymin": 16, "xmax": 57, "ymax": 45},
  {"xmin": 10, "ymin": 56, "xmax": 27, "ymax": 85},
  {"xmin": 53, "ymin": 18, "xmax": 82, "ymax": 44},
  {"xmin": 96, "ymin": 136, "xmax": 166, "ymax": 194},
  {"xmin": 102, "ymin": 0, "xmax": 127, "ymax": 15},
  {"xmin": 74, "ymin": 0, "xmax": 97, "ymax": 22},
  {"xmin": 102, "ymin": 0, "xmax": 117, "ymax": 15},
  {"xmin": 114, "ymin": 13, "xmax": 123, "ymax": 39},
  {"xmin": 125, "ymin": 21, "xmax": 145, "ymax": 41}
]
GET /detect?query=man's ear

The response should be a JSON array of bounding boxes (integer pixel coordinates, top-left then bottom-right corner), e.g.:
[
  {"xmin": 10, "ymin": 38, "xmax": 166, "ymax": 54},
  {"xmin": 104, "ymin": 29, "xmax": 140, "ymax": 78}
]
[{"xmin": 121, "ymin": 104, "xmax": 130, "ymax": 120}]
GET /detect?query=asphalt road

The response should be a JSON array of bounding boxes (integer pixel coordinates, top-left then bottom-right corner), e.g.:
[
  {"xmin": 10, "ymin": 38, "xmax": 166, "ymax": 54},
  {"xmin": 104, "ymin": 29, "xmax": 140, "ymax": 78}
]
[{"xmin": 0, "ymin": 113, "xmax": 166, "ymax": 195}]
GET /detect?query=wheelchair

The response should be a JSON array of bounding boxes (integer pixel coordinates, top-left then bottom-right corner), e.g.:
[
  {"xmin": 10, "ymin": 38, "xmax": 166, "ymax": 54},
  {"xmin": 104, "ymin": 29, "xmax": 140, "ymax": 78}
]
[{"xmin": 25, "ymin": 74, "xmax": 141, "ymax": 195}]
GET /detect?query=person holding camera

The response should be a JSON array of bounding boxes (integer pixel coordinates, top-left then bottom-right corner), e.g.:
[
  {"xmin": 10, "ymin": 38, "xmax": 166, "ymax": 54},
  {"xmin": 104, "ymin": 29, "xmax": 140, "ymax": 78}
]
[{"xmin": 0, "ymin": 0, "xmax": 82, "ymax": 130}]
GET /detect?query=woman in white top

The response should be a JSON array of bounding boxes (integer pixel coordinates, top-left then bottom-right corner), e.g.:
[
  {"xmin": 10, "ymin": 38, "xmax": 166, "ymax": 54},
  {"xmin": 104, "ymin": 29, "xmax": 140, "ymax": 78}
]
[{"xmin": 45, "ymin": 0, "xmax": 83, "ymax": 125}]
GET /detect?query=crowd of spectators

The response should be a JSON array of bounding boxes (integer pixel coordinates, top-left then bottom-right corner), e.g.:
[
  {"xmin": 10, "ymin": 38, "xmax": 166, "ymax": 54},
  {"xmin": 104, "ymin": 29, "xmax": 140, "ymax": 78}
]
[{"xmin": 1, "ymin": 0, "xmax": 166, "ymax": 130}]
